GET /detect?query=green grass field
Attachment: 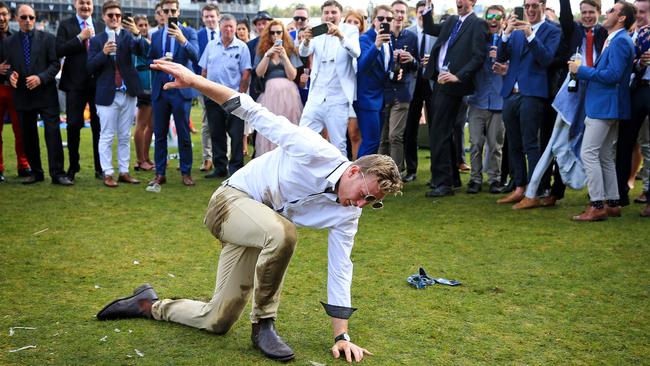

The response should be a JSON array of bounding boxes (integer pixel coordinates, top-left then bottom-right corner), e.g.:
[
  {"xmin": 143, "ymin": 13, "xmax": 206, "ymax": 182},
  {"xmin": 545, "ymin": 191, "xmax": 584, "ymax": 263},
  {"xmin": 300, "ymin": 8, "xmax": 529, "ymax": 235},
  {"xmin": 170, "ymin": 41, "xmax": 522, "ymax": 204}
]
[{"xmin": 1, "ymin": 109, "xmax": 649, "ymax": 365}]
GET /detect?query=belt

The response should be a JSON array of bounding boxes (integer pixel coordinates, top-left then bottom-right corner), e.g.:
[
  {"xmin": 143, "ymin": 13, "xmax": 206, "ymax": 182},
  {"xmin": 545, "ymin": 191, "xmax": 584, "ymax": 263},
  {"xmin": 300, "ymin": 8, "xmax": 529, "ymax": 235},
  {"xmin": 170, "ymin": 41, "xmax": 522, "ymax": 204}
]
[{"xmin": 639, "ymin": 79, "xmax": 650, "ymax": 87}]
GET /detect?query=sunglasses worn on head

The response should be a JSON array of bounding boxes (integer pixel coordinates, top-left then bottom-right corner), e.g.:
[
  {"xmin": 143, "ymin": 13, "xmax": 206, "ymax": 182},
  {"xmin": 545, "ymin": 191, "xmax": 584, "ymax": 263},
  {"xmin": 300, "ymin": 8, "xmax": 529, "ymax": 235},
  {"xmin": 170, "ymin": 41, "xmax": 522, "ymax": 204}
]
[
  {"xmin": 361, "ymin": 171, "xmax": 384, "ymax": 209},
  {"xmin": 20, "ymin": 15, "xmax": 35, "ymax": 20},
  {"xmin": 106, "ymin": 13, "xmax": 122, "ymax": 19},
  {"xmin": 162, "ymin": 8, "xmax": 177, "ymax": 14},
  {"xmin": 486, "ymin": 13, "xmax": 503, "ymax": 20},
  {"xmin": 293, "ymin": 16, "xmax": 307, "ymax": 22},
  {"xmin": 376, "ymin": 16, "xmax": 394, "ymax": 22}
]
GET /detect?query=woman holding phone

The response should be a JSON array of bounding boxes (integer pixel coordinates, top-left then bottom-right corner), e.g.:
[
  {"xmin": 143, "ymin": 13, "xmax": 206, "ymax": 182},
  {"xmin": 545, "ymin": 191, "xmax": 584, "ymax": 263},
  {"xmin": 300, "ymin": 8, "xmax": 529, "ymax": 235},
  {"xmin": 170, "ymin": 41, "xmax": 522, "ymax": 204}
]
[{"xmin": 253, "ymin": 20, "xmax": 303, "ymax": 156}]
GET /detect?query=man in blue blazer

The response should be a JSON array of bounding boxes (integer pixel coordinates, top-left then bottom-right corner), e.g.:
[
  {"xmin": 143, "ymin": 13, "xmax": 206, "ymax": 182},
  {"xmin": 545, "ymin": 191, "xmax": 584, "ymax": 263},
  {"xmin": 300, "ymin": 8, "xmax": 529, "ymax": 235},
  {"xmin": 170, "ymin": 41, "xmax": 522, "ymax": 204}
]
[
  {"xmin": 569, "ymin": 1, "xmax": 635, "ymax": 221},
  {"xmin": 194, "ymin": 3, "xmax": 220, "ymax": 173},
  {"xmin": 87, "ymin": 0, "xmax": 145, "ymax": 187},
  {"xmin": 354, "ymin": 5, "xmax": 393, "ymax": 157},
  {"xmin": 149, "ymin": 0, "xmax": 199, "ymax": 187},
  {"xmin": 495, "ymin": 0, "xmax": 561, "ymax": 204}
]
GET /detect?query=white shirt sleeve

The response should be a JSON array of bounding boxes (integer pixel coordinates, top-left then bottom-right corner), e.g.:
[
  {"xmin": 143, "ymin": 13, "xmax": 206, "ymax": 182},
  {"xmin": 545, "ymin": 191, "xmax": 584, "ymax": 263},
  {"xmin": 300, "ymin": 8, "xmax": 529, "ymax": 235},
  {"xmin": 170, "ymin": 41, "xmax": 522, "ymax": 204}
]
[{"xmin": 327, "ymin": 216, "xmax": 360, "ymax": 307}]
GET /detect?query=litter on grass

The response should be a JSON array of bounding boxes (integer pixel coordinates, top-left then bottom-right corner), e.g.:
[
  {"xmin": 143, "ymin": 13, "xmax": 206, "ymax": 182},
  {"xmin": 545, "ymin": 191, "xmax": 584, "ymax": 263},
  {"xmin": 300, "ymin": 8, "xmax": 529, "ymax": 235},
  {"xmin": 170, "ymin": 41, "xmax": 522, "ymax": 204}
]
[
  {"xmin": 135, "ymin": 349, "xmax": 144, "ymax": 357},
  {"xmin": 8, "ymin": 327, "xmax": 37, "ymax": 336},
  {"xmin": 100, "ymin": 336, "xmax": 108, "ymax": 342},
  {"xmin": 8, "ymin": 345, "xmax": 36, "ymax": 353},
  {"xmin": 168, "ymin": 273, "xmax": 176, "ymax": 278},
  {"xmin": 94, "ymin": 285, "xmax": 101, "ymax": 289},
  {"xmin": 133, "ymin": 260, "xmax": 140, "ymax": 265},
  {"xmin": 32, "ymin": 228, "xmax": 49, "ymax": 235},
  {"xmin": 114, "ymin": 328, "xmax": 121, "ymax": 333}
]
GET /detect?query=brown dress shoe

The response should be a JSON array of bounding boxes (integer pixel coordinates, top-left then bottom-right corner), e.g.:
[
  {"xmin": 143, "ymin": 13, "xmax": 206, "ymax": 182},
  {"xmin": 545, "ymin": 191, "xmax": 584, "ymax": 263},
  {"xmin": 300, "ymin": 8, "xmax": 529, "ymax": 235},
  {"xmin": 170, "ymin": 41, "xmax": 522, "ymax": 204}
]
[
  {"xmin": 149, "ymin": 174, "xmax": 166, "ymax": 185},
  {"xmin": 640, "ymin": 205, "xmax": 650, "ymax": 217},
  {"xmin": 182, "ymin": 174, "xmax": 195, "ymax": 186},
  {"xmin": 103, "ymin": 175, "xmax": 118, "ymax": 188},
  {"xmin": 541, "ymin": 195, "xmax": 558, "ymax": 207},
  {"xmin": 199, "ymin": 160, "xmax": 213, "ymax": 172},
  {"xmin": 512, "ymin": 197, "xmax": 540, "ymax": 210},
  {"xmin": 572, "ymin": 206, "xmax": 608, "ymax": 222},
  {"xmin": 604, "ymin": 204, "xmax": 621, "ymax": 217},
  {"xmin": 118, "ymin": 173, "xmax": 141, "ymax": 184},
  {"xmin": 497, "ymin": 190, "xmax": 524, "ymax": 204},
  {"xmin": 458, "ymin": 163, "xmax": 470, "ymax": 172}
]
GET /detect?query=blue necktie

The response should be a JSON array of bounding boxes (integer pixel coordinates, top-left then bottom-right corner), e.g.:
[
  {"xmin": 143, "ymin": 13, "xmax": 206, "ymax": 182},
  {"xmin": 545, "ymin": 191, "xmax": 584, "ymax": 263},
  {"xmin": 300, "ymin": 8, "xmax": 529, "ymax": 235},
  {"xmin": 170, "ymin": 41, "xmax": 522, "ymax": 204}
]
[
  {"xmin": 22, "ymin": 33, "xmax": 31, "ymax": 74},
  {"xmin": 447, "ymin": 19, "xmax": 462, "ymax": 47},
  {"xmin": 210, "ymin": 30, "xmax": 215, "ymax": 40},
  {"xmin": 164, "ymin": 32, "xmax": 171, "ymax": 55}
]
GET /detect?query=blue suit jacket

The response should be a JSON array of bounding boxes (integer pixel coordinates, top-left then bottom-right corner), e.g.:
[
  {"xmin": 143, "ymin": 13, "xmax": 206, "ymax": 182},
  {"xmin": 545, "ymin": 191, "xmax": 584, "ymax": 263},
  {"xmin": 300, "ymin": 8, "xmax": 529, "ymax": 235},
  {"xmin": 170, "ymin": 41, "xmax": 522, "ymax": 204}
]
[
  {"xmin": 87, "ymin": 30, "xmax": 145, "ymax": 106},
  {"xmin": 384, "ymin": 29, "xmax": 418, "ymax": 103},
  {"xmin": 149, "ymin": 25, "xmax": 199, "ymax": 100},
  {"xmin": 577, "ymin": 30, "xmax": 635, "ymax": 120},
  {"xmin": 356, "ymin": 28, "xmax": 389, "ymax": 111},
  {"xmin": 498, "ymin": 21, "xmax": 561, "ymax": 98}
]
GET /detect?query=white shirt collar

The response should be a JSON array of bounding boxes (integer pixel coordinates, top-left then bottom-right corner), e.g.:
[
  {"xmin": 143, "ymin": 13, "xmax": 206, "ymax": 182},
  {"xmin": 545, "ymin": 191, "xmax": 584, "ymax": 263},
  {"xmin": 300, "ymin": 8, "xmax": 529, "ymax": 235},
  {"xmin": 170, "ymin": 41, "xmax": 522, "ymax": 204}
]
[
  {"xmin": 531, "ymin": 16, "xmax": 546, "ymax": 33},
  {"xmin": 76, "ymin": 14, "xmax": 93, "ymax": 27},
  {"xmin": 606, "ymin": 28, "xmax": 625, "ymax": 42}
]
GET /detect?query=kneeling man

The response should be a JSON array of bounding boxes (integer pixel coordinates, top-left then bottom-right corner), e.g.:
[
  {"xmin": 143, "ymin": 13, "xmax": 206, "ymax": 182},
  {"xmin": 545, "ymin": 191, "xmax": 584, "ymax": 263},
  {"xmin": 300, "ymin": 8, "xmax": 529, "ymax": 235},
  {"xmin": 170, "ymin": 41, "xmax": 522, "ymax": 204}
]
[{"xmin": 96, "ymin": 60, "xmax": 402, "ymax": 363}]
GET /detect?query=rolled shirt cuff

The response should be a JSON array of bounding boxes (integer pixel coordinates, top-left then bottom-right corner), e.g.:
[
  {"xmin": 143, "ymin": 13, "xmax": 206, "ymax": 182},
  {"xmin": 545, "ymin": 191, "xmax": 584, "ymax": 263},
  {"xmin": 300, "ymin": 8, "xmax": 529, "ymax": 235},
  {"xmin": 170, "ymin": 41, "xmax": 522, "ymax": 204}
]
[{"xmin": 321, "ymin": 301, "xmax": 357, "ymax": 319}]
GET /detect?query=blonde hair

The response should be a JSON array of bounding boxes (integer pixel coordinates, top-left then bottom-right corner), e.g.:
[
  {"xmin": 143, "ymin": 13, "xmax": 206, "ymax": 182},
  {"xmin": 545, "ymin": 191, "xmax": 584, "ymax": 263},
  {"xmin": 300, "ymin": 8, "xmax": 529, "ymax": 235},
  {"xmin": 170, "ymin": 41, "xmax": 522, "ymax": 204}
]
[{"xmin": 354, "ymin": 154, "xmax": 403, "ymax": 195}]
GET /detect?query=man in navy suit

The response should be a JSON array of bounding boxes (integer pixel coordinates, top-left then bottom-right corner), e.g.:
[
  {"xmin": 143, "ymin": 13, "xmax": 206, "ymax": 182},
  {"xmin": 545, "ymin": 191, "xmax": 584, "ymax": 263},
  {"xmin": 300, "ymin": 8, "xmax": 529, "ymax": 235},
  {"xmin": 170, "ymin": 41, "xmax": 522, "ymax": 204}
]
[
  {"xmin": 195, "ymin": 3, "xmax": 220, "ymax": 173},
  {"xmin": 148, "ymin": 0, "xmax": 199, "ymax": 187},
  {"xmin": 87, "ymin": 0, "xmax": 145, "ymax": 187},
  {"xmin": 56, "ymin": 0, "xmax": 105, "ymax": 180},
  {"xmin": 569, "ymin": 0, "xmax": 635, "ymax": 221},
  {"xmin": 495, "ymin": 0, "xmax": 561, "ymax": 204},
  {"xmin": 354, "ymin": 5, "xmax": 393, "ymax": 157},
  {"xmin": 4, "ymin": 5, "xmax": 72, "ymax": 185}
]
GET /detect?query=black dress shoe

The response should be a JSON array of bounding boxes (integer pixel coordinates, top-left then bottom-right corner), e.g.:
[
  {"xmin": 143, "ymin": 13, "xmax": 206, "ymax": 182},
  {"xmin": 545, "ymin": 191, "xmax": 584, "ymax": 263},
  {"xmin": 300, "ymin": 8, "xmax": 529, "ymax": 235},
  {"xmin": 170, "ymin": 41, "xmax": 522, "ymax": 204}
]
[
  {"xmin": 205, "ymin": 170, "xmax": 229, "ymax": 179},
  {"xmin": 425, "ymin": 185, "xmax": 454, "ymax": 197},
  {"xmin": 251, "ymin": 318, "xmax": 295, "ymax": 362},
  {"xmin": 52, "ymin": 176, "xmax": 74, "ymax": 186},
  {"xmin": 619, "ymin": 195, "xmax": 630, "ymax": 207},
  {"xmin": 97, "ymin": 284, "xmax": 158, "ymax": 321},
  {"xmin": 501, "ymin": 180, "xmax": 514, "ymax": 193},
  {"xmin": 466, "ymin": 181, "xmax": 481, "ymax": 194},
  {"xmin": 95, "ymin": 171, "xmax": 104, "ymax": 180},
  {"xmin": 489, "ymin": 182, "xmax": 503, "ymax": 194},
  {"xmin": 22, "ymin": 174, "xmax": 45, "ymax": 185},
  {"xmin": 401, "ymin": 172, "xmax": 417, "ymax": 183},
  {"xmin": 0, "ymin": 171, "xmax": 5, "ymax": 183},
  {"xmin": 17, "ymin": 168, "xmax": 32, "ymax": 177}
]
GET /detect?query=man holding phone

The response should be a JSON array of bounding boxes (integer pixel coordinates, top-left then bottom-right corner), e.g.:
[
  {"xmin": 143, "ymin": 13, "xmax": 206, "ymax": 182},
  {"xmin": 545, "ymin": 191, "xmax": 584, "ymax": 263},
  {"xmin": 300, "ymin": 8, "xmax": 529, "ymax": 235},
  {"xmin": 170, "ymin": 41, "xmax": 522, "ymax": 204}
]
[
  {"xmin": 148, "ymin": 0, "xmax": 199, "ymax": 187},
  {"xmin": 299, "ymin": 0, "xmax": 360, "ymax": 157},
  {"xmin": 495, "ymin": 0, "xmax": 560, "ymax": 205},
  {"xmin": 354, "ymin": 5, "xmax": 393, "ymax": 157}
]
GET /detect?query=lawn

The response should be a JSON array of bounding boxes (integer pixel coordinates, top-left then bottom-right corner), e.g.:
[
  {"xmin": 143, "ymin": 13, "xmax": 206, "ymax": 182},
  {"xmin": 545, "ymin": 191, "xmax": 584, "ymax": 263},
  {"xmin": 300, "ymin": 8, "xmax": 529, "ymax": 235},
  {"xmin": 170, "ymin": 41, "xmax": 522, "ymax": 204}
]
[{"xmin": 0, "ymin": 108, "xmax": 648, "ymax": 365}]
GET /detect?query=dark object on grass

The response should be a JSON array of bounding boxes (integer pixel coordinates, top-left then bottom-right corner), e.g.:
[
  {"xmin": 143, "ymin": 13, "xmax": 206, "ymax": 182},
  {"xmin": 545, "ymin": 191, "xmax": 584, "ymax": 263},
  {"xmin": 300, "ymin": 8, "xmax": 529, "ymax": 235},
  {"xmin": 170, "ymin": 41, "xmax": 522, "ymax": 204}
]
[{"xmin": 407, "ymin": 267, "xmax": 462, "ymax": 289}]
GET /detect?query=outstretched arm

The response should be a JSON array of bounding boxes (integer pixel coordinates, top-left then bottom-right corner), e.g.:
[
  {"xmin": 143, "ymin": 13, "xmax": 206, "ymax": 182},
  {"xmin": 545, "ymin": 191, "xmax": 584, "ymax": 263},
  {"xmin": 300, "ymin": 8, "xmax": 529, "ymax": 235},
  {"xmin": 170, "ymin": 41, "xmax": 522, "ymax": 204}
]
[{"xmin": 150, "ymin": 59, "xmax": 236, "ymax": 103}]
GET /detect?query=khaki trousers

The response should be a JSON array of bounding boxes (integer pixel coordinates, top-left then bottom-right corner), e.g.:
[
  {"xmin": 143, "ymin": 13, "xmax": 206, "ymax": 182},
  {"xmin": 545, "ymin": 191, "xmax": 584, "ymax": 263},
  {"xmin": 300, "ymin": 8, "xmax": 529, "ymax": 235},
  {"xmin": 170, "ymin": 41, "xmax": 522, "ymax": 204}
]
[
  {"xmin": 581, "ymin": 117, "xmax": 619, "ymax": 201},
  {"xmin": 379, "ymin": 101, "xmax": 410, "ymax": 170},
  {"xmin": 151, "ymin": 186, "xmax": 297, "ymax": 333}
]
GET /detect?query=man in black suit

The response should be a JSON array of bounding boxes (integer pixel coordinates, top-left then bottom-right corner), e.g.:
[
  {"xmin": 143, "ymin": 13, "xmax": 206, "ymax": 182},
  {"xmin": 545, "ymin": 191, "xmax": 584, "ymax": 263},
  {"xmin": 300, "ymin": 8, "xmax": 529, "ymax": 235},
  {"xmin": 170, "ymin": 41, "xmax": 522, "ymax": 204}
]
[
  {"xmin": 421, "ymin": 0, "xmax": 488, "ymax": 197},
  {"xmin": 56, "ymin": 0, "xmax": 105, "ymax": 180},
  {"xmin": 4, "ymin": 5, "xmax": 72, "ymax": 185}
]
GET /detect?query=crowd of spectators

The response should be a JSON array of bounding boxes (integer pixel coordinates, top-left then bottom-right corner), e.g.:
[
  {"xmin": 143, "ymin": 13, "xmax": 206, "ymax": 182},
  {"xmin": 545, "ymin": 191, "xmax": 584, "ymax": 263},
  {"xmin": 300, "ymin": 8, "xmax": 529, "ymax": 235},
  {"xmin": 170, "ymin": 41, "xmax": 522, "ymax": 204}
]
[{"xmin": 0, "ymin": 0, "xmax": 649, "ymax": 219}]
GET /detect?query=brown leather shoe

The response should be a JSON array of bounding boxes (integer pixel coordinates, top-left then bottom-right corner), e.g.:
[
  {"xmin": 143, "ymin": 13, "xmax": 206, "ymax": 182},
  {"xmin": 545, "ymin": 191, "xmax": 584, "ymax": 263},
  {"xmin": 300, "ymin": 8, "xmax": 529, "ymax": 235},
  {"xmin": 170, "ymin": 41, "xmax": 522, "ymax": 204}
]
[
  {"xmin": 604, "ymin": 204, "xmax": 621, "ymax": 217},
  {"xmin": 182, "ymin": 174, "xmax": 195, "ymax": 186},
  {"xmin": 149, "ymin": 174, "xmax": 166, "ymax": 185},
  {"xmin": 103, "ymin": 175, "xmax": 118, "ymax": 188},
  {"xmin": 640, "ymin": 205, "xmax": 650, "ymax": 217},
  {"xmin": 458, "ymin": 163, "xmax": 470, "ymax": 172},
  {"xmin": 199, "ymin": 160, "xmax": 213, "ymax": 172},
  {"xmin": 497, "ymin": 190, "xmax": 524, "ymax": 204},
  {"xmin": 572, "ymin": 206, "xmax": 608, "ymax": 222},
  {"xmin": 541, "ymin": 195, "xmax": 558, "ymax": 207},
  {"xmin": 118, "ymin": 173, "xmax": 141, "ymax": 184},
  {"xmin": 512, "ymin": 197, "xmax": 540, "ymax": 210}
]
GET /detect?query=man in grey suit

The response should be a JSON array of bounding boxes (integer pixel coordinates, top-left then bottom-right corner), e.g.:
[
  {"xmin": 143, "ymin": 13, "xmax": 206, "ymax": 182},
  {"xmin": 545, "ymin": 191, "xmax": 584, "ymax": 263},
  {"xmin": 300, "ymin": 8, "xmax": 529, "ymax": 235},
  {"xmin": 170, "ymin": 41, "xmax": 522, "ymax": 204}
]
[{"xmin": 402, "ymin": 0, "xmax": 437, "ymax": 183}]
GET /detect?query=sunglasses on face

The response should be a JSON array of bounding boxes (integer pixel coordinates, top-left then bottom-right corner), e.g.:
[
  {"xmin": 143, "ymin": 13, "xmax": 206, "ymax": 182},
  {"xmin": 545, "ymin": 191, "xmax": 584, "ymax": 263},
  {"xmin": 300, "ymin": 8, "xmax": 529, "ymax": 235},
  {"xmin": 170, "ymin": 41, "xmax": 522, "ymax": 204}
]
[
  {"xmin": 606, "ymin": 7, "xmax": 619, "ymax": 14},
  {"xmin": 270, "ymin": 30, "xmax": 283, "ymax": 35},
  {"xmin": 376, "ymin": 16, "xmax": 394, "ymax": 22},
  {"xmin": 20, "ymin": 15, "xmax": 35, "ymax": 20},
  {"xmin": 293, "ymin": 16, "xmax": 307, "ymax": 22},
  {"xmin": 361, "ymin": 171, "xmax": 384, "ymax": 209},
  {"xmin": 106, "ymin": 13, "xmax": 122, "ymax": 19},
  {"xmin": 524, "ymin": 4, "xmax": 540, "ymax": 10},
  {"xmin": 486, "ymin": 13, "xmax": 503, "ymax": 20},
  {"xmin": 162, "ymin": 8, "xmax": 177, "ymax": 15}
]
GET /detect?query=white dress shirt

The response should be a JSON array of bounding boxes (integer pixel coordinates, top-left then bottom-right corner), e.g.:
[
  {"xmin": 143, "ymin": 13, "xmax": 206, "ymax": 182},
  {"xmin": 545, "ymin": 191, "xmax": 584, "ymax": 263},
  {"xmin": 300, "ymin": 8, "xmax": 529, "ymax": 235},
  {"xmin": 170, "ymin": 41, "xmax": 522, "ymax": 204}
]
[{"xmin": 223, "ymin": 93, "xmax": 362, "ymax": 308}]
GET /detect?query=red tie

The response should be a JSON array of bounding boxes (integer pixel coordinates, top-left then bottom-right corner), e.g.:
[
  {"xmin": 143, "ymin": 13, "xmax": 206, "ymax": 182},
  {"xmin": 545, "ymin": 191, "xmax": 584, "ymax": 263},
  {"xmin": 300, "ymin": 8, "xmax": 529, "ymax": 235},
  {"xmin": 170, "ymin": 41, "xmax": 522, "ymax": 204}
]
[
  {"xmin": 586, "ymin": 28, "xmax": 594, "ymax": 67},
  {"xmin": 82, "ymin": 20, "xmax": 89, "ymax": 50}
]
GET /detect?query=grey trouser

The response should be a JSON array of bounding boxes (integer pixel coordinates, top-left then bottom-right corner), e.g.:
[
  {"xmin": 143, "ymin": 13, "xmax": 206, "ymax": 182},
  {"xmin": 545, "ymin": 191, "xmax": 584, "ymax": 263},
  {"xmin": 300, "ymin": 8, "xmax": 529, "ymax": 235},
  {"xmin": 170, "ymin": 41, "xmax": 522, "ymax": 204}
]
[
  {"xmin": 199, "ymin": 95, "xmax": 212, "ymax": 161},
  {"xmin": 581, "ymin": 117, "xmax": 619, "ymax": 201},
  {"xmin": 151, "ymin": 186, "xmax": 297, "ymax": 333},
  {"xmin": 467, "ymin": 105, "xmax": 505, "ymax": 184},
  {"xmin": 379, "ymin": 100, "xmax": 409, "ymax": 170}
]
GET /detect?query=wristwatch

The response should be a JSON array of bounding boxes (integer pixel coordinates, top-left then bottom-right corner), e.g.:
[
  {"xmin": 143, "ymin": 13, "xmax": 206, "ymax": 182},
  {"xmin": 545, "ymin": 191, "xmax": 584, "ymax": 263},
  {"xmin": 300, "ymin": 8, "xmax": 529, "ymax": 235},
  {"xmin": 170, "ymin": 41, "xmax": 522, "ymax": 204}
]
[{"xmin": 334, "ymin": 332, "xmax": 350, "ymax": 343}]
